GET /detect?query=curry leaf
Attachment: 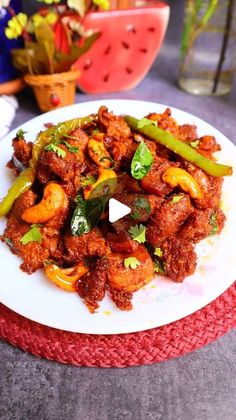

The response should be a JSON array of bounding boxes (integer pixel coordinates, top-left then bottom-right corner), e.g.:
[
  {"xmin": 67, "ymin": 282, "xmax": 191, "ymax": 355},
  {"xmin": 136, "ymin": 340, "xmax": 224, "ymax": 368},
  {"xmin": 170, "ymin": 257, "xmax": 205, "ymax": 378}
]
[
  {"xmin": 209, "ymin": 212, "xmax": 218, "ymax": 235},
  {"xmin": 71, "ymin": 194, "xmax": 109, "ymax": 236},
  {"xmin": 171, "ymin": 194, "xmax": 184, "ymax": 204},
  {"xmin": 131, "ymin": 141, "xmax": 154, "ymax": 180}
]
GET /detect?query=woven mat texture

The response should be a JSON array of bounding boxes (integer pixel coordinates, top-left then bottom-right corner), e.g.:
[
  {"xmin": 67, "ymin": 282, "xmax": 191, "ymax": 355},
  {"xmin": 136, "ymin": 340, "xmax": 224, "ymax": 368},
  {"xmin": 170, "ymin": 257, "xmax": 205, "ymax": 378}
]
[{"xmin": 1, "ymin": 281, "xmax": 235, "ymax": 367}]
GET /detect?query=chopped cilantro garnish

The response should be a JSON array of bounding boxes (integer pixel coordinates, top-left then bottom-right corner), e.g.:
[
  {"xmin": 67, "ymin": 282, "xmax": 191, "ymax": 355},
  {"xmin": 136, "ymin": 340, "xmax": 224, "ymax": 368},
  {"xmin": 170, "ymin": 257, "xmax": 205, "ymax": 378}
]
[
  {"xmin": 128, "ymin": 224, "xmax": 146, "ymax": 244},
  {"xmin": 45, "ymin": 143, "xmax": 66, "ymax": 158},
  {"xmin": 80, "ymin": 175, "xmax": 96, "ymax": 187},
  {"xmin": 190, "ymin": 140, "xmax": 200, "ymax": 149},
  {"xmin": 61, "ymin": 140, "xmax": 79, "ymax": 153},
  {"xmin": 171, "ymin": 195, "xmax": 184, "ymax": 204},
  {"xmin": 154, "ymin": 247, "xmax": 163, "ymax": 257},
  {"xmin": 131, "ymin": 196, "xmax": 151, "ymax": 219},
  {"xmin": 124, "ymin": 257, "xmax": 140, "ymax": 270},
  {"xmin": 16, "ymin": 129, "xmax": 26, "ymax": 139},
  {"xmin": 209, "ymin": 212, "xmax": 218, "ymax": 235},
  {"xmin": 20, "ymin": 225, "xmax": 42, "ymax": 245},
  {"xmin": 137, "ymin": 118, "xmax": 158, "ymax": 129},
  {"xmin": 153, "ymin": 259, "xmax": 166, "ymax": 275}
]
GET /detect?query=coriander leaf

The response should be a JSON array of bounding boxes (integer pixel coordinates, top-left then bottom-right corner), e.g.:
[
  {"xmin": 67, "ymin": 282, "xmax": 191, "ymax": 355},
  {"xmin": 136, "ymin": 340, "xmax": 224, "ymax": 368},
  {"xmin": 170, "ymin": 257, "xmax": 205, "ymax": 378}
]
[
  {"xmin": 128, "ymin": 224, "xmax": 146, "ymax": 244},
  {"xmin": 154, "ymin": 247, "xmax": 163, "ymax": 257},
  {"xmin": 45, "ymin": 143, "xmax": 66, "ymax": 158},
  {"xmin": 190, "ymin": 140, "xmax": 200, "ymax": 149},
  {"xmin": 171, "ymin": 195, "xmax": 184, "ymax": 204},
  {"xmin": 137, "ymin": 118, "xmax": 157, "ymax": 129},
  {"xmin": 61, "ymin": 140, "xmax": 79, "ymax": 153},
  {"xmin": 80, "ymin": 175, "xmax": 96, "ymax": 187},
  {"xmin": 131, "ymin": 196, "xmax": 151, "ymax": 219},
  {"xmin": 153, "ymin": 259, "xmax": 166, "ymax": 275},
  {"xmin": 209, "ymin": 212, "xmax": 218, "ymax": 235},
  {"xmin": 20, "ymin": 225, "xmax": 42, "ymax": 245},
  {"xmin": 16, "ymin": 129, "xmax": 26, "ymax": 139},
  {"xmin": 131, "ymin": 141, "xmax": 154, "ymax": 180},
  {"xmin": 124, "ymin": 257, "xmax": 140, "ymax": 270}
]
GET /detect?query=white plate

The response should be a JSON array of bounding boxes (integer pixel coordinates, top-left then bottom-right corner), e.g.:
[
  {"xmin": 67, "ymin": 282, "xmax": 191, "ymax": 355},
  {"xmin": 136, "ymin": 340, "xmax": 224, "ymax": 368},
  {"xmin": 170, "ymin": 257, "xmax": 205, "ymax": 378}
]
[{"xmin": 0, "ymin": 99, "xmax": 236, "ymax": 334}]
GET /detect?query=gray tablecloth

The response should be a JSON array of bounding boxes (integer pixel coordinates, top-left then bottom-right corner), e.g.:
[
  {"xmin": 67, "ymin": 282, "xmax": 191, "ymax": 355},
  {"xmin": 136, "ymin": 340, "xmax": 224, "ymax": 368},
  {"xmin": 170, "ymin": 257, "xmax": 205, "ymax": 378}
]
[{"xmin": 1, "ymin": 1, "xmax": 236, "ymax": 419}]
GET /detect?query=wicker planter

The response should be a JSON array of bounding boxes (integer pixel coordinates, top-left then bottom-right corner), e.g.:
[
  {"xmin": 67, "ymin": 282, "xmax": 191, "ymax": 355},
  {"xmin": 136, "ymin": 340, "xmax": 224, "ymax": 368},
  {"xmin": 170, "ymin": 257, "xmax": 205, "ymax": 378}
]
[{"xmin": 24, "ymin": 70, "xmax": 80, "ymax": 113}]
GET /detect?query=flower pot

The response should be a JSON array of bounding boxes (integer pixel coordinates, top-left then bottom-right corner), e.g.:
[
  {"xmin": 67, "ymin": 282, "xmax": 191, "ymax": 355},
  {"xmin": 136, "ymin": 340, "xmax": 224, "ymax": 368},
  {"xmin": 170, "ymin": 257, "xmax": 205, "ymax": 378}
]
[
  {"xmin": 73, "ymin": 1, "xmax": 169, "ymax": 94},
  {"xmin": 24, "ymin": 70, "xmax": 80, "ymax": 113}
]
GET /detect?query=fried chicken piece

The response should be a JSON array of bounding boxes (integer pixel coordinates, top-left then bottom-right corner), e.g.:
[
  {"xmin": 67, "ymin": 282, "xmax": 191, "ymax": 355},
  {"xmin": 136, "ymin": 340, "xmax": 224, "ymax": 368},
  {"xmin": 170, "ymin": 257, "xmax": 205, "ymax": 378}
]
[
  {"xmin": 63, "ymin": 228, "xmax": 111, "ymax": 264},
  {"xmin": 2, "ymin": 191, "xmax": 52, "ymax": 273},
  {"xmin": 179, "ymin": 208, "xmax": 225, "ymax": 243},
  {"xmin": 106, "ymin": 246, "xmax": 154, "ymax": 293},
  {"xmin": 76, "ymin": 258, "xmax": 107, "ymax": 313},
  {"xmin": 98, "ymin": 106, "xmax": 131, "ymax": 140},
  {"xmin": 162, "ymin": 237, "xmax": 197, "ymax": 282},
  {"xmin": 114, "ymin": 193, "xmax": 156, "ymax": 222},
  {"xmin": 7, "ymin": 136, "xmax": 33, "ymax": 173},
  {"xmin": 107, "ymin": 232, "xmax": 139, "ymax": 254},
  {"xmin": 183, "ymin": 163, "xmax": 223, "ymax": 209},
  {"xmin": 36, "ymin": 145, "xmax": 81, "ymax": 196},
  {"xmin": 115, "ymin": 173, "xmax": 142, "ymax": 194},
  {"xmin": 148, "ymin": 108, "xmax": 179, "ymax": 137},
  {"xmin": 178, "ymin": 124, "xmax": 198, "ymax": 142},
  {"xmin": 141, "ymin": 157, "xmax": 178, "ymax": 196},
  {"xmin": 146, "ymin": 194, "xmax": 194, "ymax": 247},
  {"xmin": 109, "ymin": 288, "xmax": 133, "ymax": 311}
]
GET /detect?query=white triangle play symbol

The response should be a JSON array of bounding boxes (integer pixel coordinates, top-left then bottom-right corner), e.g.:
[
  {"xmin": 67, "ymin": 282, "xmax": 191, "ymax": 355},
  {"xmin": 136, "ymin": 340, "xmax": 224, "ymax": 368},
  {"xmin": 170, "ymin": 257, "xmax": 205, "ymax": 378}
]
[{"xmin": 109, "ymin": 198, "xmax": 131, "ymax": 223}]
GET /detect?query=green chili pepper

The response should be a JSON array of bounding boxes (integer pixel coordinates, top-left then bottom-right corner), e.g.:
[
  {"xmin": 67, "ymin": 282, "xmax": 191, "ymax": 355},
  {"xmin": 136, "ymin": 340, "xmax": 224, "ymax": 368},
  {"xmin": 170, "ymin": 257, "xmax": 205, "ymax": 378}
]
[
  {"xmin": 0, "ymin": 115, "xmax": 96, "ymax": 218},
  {"xmin": 30, "ymin": 115, "xmax": 96, "ymax": 168},
  {"xmin": 0, "ymin": 168, "xmax": 35, "ymax": 217},
  {"xmin": 125, "ymin": 116, "xmax": 232, "ymax": 177}
]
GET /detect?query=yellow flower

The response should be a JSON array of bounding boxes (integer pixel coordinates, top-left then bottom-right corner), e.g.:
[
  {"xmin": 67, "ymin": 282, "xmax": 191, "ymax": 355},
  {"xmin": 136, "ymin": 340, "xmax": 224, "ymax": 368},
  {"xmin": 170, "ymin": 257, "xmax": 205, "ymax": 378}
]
[
  {"xmin": 37, "ymin": 0, "xmax": 61, "ymax": 4},
  {"xmin": 93, "ymin": 0, "xmax": 109, "ymax": 10},
  {"xmin": 45, "ymin": 12, "xmax": 57, "ymax": 25},
  {"xmin": 5, "ymin": 13, "xmax": 28, "ymax": 40},
  {"xmin": 32, "ymin": 12, "xmax": 57, "ymax": 28}
]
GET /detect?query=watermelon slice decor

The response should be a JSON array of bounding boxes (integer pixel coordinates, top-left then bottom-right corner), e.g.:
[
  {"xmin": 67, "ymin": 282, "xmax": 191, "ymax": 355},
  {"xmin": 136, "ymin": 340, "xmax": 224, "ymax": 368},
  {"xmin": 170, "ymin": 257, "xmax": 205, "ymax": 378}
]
[{"xmin": 74, "ymin": 2, "xmax": 170, "ymax": 93}]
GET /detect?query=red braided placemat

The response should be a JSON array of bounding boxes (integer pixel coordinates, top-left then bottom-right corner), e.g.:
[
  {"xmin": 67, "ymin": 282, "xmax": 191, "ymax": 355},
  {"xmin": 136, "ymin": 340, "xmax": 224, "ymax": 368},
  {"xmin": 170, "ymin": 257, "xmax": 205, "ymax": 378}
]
[{"xmin": 1, "ymin": 281, "xmax": 235, "ymax": 367}]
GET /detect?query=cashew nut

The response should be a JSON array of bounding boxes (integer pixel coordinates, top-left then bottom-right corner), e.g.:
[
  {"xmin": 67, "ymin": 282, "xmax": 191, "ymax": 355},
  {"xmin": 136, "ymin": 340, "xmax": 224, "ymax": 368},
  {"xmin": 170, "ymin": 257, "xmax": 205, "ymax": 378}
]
[
  {"xmin": 44, "ymin": 262, "xmax": 88, "ymax": 292},
  {"xmin": 83, "ymin": 168, "xmax": 117, "ymax": 200},
  {"xmin": 21, "ymin": 182, "xmax": 68, "ymax": 224},
  {"xmin": 162, "ymin": 167, "xmax": 203, "ymax": 200},
  {"xmin": 87, "ymin": 136, "xmax": 112, "ymax": 168}
]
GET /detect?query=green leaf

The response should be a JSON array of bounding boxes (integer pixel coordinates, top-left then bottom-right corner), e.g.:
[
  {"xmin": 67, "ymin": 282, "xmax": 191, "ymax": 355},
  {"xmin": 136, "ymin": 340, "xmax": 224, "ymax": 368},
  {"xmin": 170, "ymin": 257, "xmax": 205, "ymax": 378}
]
[
  {"xmin": 60, "ymin": 140, "xmax": 79, "ymax": 153},
  {"xmin": 137, "ymin": 118, "xmax": 157, "ymax": 129},
  {"xmin": 71, "ymin": 194, "xmax": 109, "ymax": 236},
  {"xmin": 128, "ymin": 224, "xmax": 146, "ymax": 244},
  {"xmin": 71, "ymin": 195, "xmax": 91, "ymax": 236},
  {"xmin": 154, "ymin": 247, "xmax": 163, "ymax": 257},
  {"xmin": 171, "ymin": 195, "xmax": 184, "ymax": 204},
  {"xmin": 20, "ymin": 225, "xmax": 42, "ymax": 245},
  {"xmin": 44, "ymin": 143, "xmax": 66, "ymax": 158},
  {"xmin": 131, "ymin": 141, "xmax": 154, "ymax": 180},
  {"xmin": 80, "ymin": 175, "xmax": 96, "ymax": 187},
  {"xmin": 124, "ymin": 257, "xmax": 140, "ymax": 270},
  {"xmin": 16, "ymin": 129, "xmax": 26, "ymax": 139},
  {"xmin": 153, "ymin": 259, "xmax": 166, "ymax": 275},
  {"xmin": 209, "ymin": 212, "xmax": 218, "ymax": 235},
  {"xmin": 190, "ymin": 140, "xmax": 200, "ymax": 149},
  {"xmin": 130, "ymin": 196, "xmax": 151, "ymax": 219}
]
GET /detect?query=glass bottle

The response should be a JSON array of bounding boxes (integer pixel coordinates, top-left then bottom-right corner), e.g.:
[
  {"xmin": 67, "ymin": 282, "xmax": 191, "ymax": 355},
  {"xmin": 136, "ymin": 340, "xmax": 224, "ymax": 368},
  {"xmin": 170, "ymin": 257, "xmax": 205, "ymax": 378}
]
[{"xmin": 178, "ymin": 0, "xmax": 236, "ymax": 96}]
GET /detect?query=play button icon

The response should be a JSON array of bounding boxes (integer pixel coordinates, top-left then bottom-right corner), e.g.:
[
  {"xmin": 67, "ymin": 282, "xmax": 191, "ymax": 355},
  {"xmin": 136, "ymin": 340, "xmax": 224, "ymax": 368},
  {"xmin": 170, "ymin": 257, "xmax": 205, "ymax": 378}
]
[{"xmin": 109, "ymin": 198, "xmax": 131, "ymax": 223}]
